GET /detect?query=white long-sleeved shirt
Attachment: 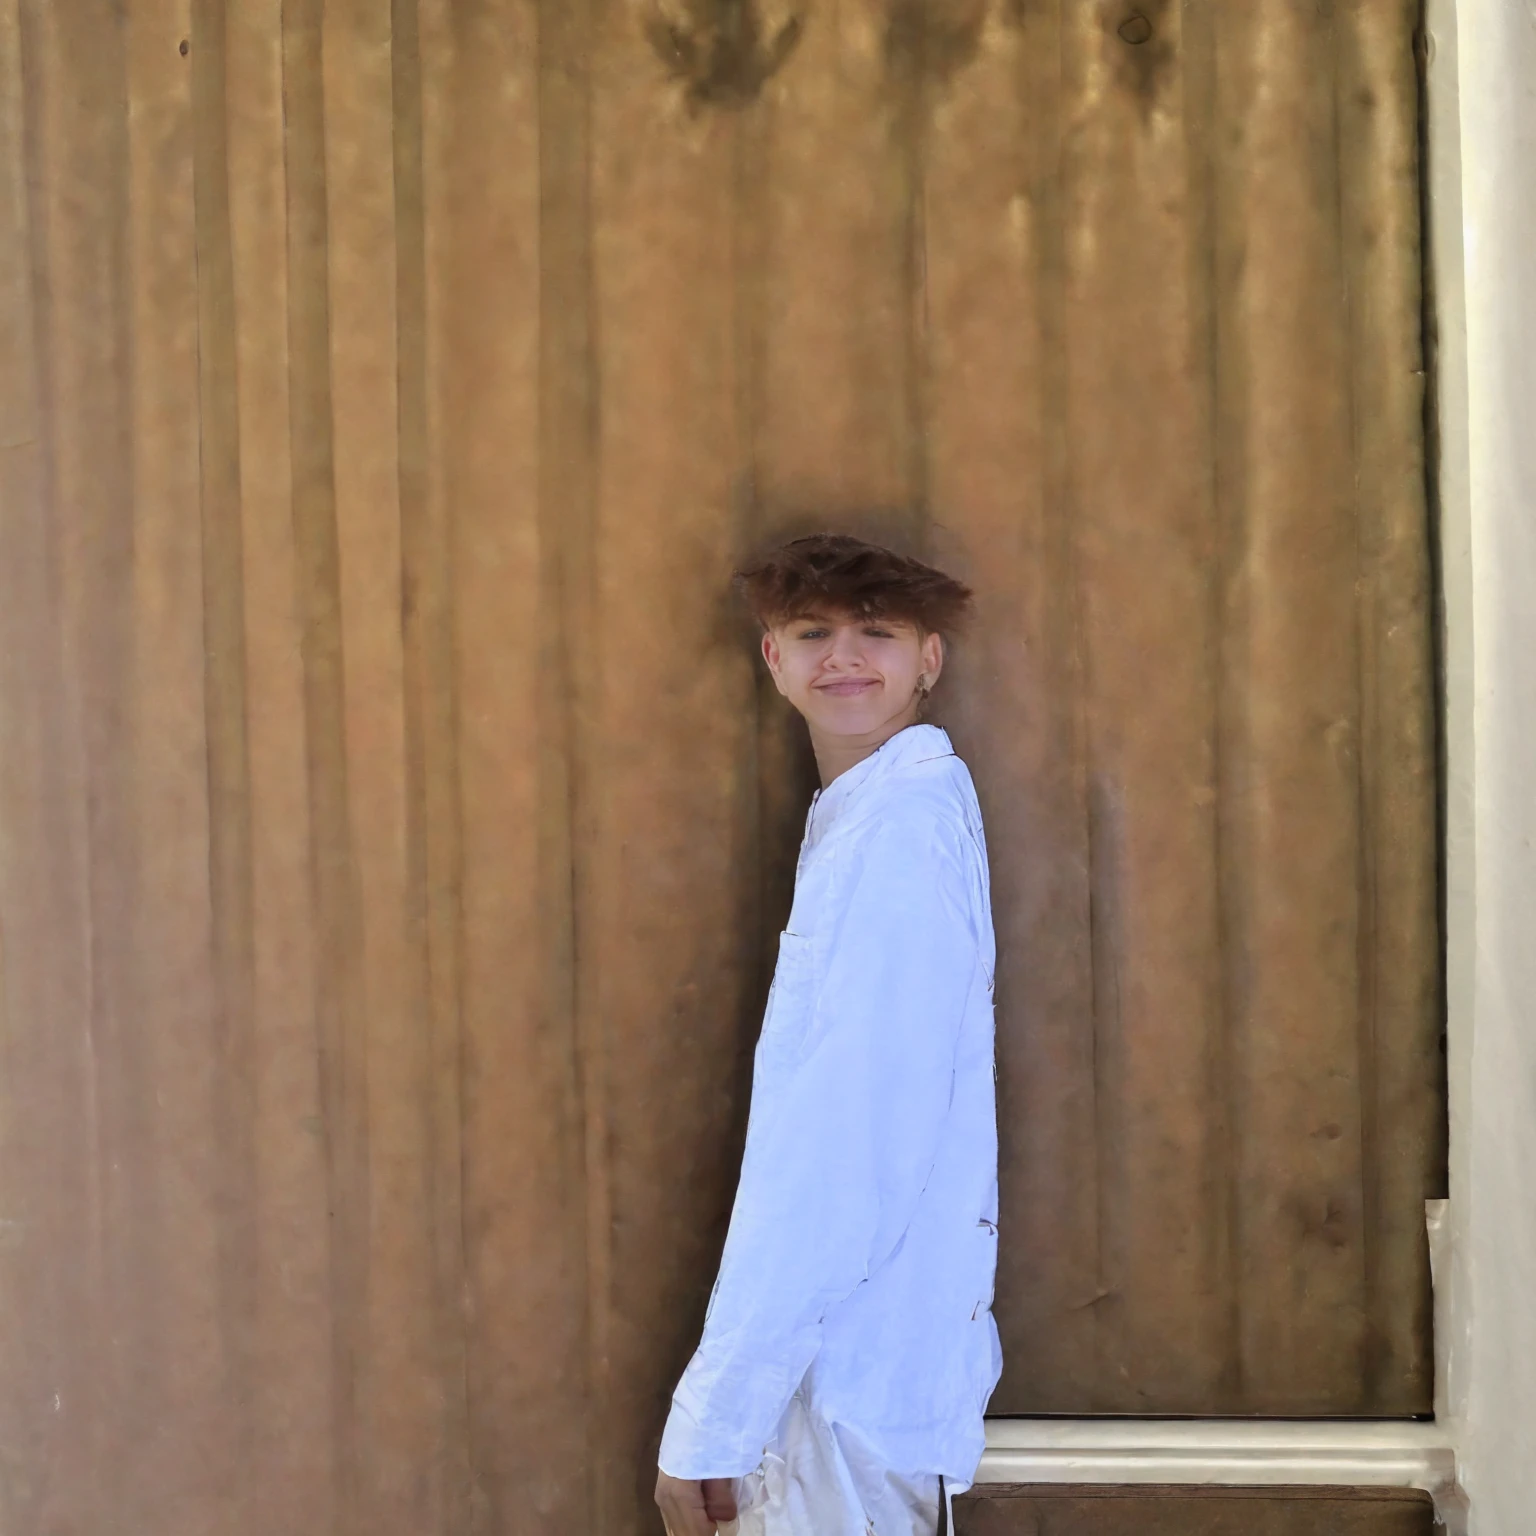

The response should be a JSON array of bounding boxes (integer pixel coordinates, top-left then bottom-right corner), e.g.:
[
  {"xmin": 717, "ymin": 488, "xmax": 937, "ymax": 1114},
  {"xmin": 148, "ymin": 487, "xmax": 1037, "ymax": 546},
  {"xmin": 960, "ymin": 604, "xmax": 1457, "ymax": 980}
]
[{"xmin": 659, "ymin": 723, "xmax": 1003, "ymax": 1487}]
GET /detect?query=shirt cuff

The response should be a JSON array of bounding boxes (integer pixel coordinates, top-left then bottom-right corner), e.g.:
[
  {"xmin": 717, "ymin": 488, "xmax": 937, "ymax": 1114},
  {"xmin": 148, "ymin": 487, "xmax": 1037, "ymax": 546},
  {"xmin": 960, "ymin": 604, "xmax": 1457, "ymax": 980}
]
[{"xmin": 657, "ymin": 1394, "xmax": 766, "ymax": 1481}]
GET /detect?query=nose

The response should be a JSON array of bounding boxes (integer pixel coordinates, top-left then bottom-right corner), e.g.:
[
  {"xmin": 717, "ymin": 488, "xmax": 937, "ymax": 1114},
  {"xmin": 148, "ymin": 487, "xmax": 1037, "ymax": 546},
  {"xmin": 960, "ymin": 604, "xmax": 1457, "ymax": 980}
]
[{"xmin": 825, "ymin": 627, "xmax": 866, "ymax": 671}]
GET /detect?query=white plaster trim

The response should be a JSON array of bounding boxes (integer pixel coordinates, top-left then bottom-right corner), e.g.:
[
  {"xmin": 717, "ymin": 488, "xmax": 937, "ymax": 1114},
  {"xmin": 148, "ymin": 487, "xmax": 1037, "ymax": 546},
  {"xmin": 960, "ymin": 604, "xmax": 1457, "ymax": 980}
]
[{"xmin": 976, "ymin": 1419, "xmax": 1457, "ymax": 1497}]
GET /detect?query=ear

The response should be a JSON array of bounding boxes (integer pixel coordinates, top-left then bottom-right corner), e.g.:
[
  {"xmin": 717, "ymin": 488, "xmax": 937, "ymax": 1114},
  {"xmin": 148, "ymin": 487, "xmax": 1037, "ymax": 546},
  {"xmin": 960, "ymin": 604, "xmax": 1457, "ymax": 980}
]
[
  {"xmin": 920, "ymin": 630, "xmax": 945, "ymax": 687},
  {"xmin": 761, "ymin": 628, "xmax": 789, "ymax": 696}
]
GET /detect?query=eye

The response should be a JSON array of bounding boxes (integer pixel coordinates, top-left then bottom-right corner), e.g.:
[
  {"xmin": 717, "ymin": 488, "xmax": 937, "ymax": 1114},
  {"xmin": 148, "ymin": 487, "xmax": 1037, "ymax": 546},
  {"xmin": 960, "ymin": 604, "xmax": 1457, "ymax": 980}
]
[
  {"xmin": 864, "ymin": 626, "xmax": 895, "ymax": 639},
  {"xmin": 797, "ymin": 627, "xmax": 829, "ymax": 640}
]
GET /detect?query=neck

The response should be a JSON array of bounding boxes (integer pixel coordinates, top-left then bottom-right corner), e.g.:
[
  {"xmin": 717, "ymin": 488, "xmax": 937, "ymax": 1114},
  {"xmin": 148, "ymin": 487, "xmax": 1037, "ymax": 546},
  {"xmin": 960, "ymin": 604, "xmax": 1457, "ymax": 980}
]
[{"xmin": 809, "ymin": 708, "xmax": 923, "ymax": 788}]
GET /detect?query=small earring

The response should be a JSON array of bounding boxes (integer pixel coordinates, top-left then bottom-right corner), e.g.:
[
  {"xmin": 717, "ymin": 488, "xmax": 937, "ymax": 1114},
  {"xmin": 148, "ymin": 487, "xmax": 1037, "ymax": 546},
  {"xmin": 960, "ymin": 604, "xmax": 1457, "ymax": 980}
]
[{"xmin": 916, "ymin": 676, "xmax": 930, "ymax": 698}]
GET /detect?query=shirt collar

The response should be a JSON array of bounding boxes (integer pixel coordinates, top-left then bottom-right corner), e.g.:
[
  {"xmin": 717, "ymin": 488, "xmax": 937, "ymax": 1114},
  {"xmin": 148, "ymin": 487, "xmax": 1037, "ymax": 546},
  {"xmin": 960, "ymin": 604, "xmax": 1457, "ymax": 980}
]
[{"xmin": 808, "ymin": 723, "xmax": 955, "ymax": 830}]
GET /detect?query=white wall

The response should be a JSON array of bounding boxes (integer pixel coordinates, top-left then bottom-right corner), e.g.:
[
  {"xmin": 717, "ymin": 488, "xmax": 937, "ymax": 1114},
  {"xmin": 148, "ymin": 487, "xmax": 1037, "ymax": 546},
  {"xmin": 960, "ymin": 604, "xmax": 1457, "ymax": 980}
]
[{"xmin": 1432, "ymin": 2, "xmax": 1536, "ymax": 1530}]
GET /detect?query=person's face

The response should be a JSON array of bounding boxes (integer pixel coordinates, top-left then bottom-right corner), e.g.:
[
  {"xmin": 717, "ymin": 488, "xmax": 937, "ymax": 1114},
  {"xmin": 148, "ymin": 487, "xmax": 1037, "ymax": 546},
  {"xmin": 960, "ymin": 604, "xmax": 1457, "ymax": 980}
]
[{"xmin": 761, "ymin": 608, "xmax": 944, "ymax": 741}]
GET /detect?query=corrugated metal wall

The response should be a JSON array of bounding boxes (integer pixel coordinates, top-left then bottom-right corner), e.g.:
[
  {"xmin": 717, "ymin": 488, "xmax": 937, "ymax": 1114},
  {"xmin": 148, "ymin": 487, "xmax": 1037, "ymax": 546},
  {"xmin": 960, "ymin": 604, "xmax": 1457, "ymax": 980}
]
[{"xmin": 0, "ymin": 1, "xmax": 1440, "ymax": 1532}]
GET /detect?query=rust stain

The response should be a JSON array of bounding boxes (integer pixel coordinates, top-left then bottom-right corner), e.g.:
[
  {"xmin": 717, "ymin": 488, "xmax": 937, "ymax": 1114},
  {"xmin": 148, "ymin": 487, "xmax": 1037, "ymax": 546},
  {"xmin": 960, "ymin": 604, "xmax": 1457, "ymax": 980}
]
[
  {"xmin": 641, "ymin": 0, "xmax": 806, "ymax": 109},
  {"xmin": 1000, "ymin": 0, "xmax": 1047, "ymax": 29},
  {"xmin": 1105, "ymin": 0, "xmax": 1175, "ymax": 116},
  {"xmin": 1290, "ymin": 1194, "xmax": 1355, "ymax": 1252},
  {"xmin": 884, "ymin": 0, "xmax": 987, "ymax": 88}
]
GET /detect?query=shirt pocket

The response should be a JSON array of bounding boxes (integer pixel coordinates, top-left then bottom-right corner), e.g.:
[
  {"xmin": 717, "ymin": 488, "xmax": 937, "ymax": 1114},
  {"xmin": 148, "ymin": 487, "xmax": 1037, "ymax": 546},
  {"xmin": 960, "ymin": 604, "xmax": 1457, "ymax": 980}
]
[{"xmin": 758, "ymin": 930, "xmax": 819, "ymax": 1071}]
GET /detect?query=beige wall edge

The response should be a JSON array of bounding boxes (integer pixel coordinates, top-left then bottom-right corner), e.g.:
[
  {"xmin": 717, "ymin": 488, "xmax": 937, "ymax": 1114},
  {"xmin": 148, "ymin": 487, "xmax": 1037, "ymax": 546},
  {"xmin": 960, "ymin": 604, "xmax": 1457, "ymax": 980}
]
[
  {"xmin": 1432, "ymin": 0, "xmax": 1536, "ymax": 1533},
  {"xmin": 977, "ymin": 1419, "xmax": 1455, "ymax": 1496}
]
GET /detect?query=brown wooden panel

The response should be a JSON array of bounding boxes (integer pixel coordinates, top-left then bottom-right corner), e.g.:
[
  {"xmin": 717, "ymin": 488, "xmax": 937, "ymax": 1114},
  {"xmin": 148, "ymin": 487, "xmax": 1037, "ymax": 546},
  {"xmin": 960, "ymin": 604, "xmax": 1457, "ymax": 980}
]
[
  {"xmin": 430, "ymin": 1, "xmax": 588, "ymax": 1530},
  {"xmin": 124, "ymin": 0, "xmax": 234, "ymax": 1525},
  {"xmin": 217, "ymin": 0, "xmax": 338, "ymax": 1520},
  {"xmin": 397, "ymin": 2, "xmax": 474, "ymax": 1527},
  {"xmin": 756, "ymin": 0, "xmax": 916, "ymax": 518},
  {"xmin": 1336, "ymin": 0, "xmax": 1445, "ymax": 1409},
  {"xmin": 923, "ymin": 3, "xmax": 1102, "ymax": 1410},
  {"xmin": 1057, "ymin": 0, "xmax": 1231, "ymax": 1412},
  {"xmin": 324, "ymin": 2, "xmax": 454, "ymax": 1527},
  {"xmin": 16, "ymin": 3, "xmax": 142, "ymax": 1526},
  {"xmin": 955, "ymin": 1485, "xmax": 1436, "ymax": 1536},
  {"xmin": 1216, "ymin": 0, "xmax": 1373, "ymax": 1410},
  {"xmin": 587, "ymin": 9, "xmax": 762, "ymax": 1533},
  {"xmin": 0, "ymin": 7, "xmax": 102, "ymax": 1529},
  {"xmin": 280, "ymin": 3, "xmax": 379, "ymax": 1525},
  {"xmin": 190, "ymin": 0, "xmax": 264, "ymax": 1521}
]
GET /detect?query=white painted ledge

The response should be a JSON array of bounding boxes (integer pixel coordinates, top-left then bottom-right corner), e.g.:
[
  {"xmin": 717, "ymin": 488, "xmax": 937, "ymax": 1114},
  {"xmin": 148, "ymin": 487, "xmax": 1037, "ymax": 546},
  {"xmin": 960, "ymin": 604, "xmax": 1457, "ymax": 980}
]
[{"xmin": 977, "ymin": 1418, "xmax": 1457, "ymax": 1497}]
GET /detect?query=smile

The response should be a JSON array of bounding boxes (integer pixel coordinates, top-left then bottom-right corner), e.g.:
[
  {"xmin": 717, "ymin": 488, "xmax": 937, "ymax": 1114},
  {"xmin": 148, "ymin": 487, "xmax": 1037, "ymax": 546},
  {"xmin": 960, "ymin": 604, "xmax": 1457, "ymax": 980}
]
[{"xmin": 815, "ymin": 678, "xmax": 879, "ymax": 696}]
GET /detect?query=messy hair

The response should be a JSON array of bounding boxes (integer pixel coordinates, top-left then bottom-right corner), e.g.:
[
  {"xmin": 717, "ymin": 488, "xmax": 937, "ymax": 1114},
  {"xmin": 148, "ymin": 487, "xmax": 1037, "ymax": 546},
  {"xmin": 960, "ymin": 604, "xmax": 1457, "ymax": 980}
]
[{"xmin": 734, "ymin": 533, "xmax": 974, "ymax": 636}]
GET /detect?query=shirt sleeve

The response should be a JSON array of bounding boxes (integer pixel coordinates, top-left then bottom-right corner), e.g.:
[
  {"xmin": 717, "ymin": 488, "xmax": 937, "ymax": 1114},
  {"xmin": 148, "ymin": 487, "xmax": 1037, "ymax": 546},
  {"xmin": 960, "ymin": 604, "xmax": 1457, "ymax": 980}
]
[{"xmin": 657, "ymin": 805, "xmax": 982, "ymax": 1479}]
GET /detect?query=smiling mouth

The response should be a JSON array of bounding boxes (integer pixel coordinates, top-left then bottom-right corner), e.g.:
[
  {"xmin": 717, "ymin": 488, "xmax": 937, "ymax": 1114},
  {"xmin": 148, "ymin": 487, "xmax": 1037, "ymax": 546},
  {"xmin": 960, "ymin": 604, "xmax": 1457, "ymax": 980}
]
[{"xmin": 815, "ymin": 678, "xmax": 879, "ymax": 696}]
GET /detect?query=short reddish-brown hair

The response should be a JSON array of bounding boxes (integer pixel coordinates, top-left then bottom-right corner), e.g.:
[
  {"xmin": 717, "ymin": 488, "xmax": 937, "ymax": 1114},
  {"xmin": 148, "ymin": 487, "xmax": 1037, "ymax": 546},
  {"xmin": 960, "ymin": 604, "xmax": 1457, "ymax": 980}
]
[{"xmin": 734, "ymin": 533, "xmax": 974, "ymax": 636}]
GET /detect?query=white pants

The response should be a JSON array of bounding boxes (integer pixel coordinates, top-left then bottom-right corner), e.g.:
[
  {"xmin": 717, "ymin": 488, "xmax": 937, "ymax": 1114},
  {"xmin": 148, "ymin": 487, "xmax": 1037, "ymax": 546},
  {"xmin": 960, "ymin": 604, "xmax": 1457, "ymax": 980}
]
[{"xmin": 720, "ymin": 1391, "xmax": 956, "ymax": 1536}]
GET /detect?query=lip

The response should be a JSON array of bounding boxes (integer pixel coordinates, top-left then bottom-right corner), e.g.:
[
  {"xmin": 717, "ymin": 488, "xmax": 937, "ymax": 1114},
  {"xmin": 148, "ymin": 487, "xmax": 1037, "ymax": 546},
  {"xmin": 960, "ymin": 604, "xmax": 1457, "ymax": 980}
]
[{"xmin": 814, "ymin": 678, "xmax": 879, "ymax": 697}]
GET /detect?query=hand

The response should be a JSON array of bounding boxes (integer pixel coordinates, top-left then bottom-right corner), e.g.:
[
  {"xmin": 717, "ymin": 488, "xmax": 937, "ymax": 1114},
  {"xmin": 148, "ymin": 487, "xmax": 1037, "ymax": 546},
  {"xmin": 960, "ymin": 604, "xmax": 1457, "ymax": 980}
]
[{"xmin": 655, "ymin": 1469, "xmax": 739, "ymax": 1535}]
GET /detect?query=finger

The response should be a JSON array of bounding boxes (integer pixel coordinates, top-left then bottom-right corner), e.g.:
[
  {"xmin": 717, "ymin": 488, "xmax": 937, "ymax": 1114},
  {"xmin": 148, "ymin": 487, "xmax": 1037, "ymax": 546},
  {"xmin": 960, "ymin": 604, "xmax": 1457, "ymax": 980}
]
[{"xmin": 701, "ymin": 1478, "xmax": 739, "ymax": 1522}]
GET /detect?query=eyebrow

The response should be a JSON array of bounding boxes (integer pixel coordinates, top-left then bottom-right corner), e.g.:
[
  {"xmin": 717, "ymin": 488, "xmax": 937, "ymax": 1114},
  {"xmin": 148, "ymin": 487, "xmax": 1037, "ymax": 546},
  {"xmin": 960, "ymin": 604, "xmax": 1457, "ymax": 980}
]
[{"xmin": 785, "ymin": 611, "xmax": 911, "ymax": 628}]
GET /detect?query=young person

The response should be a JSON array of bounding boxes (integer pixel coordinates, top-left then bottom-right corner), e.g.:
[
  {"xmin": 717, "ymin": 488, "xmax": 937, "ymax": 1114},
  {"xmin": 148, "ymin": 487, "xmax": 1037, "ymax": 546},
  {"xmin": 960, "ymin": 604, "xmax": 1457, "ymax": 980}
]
[{"xmin": 655, "ymin": 534, "xmax": 1002, "ymax": 1536}]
